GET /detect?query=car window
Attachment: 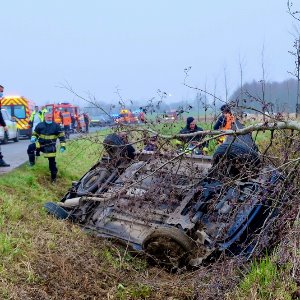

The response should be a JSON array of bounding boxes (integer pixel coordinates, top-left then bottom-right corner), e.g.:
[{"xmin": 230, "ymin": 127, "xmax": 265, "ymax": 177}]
[
  {"xmin": 14, "ymin": 105, "xmax": 26, "ymax": 119},
  {"xmin": 1, "ymin": 109, "xmax": 10, "ymax": 121},
  {"xmin": 1, "ymin": 106, "xmax": 12, "ymax": 116},
  {"xmin": 45, "ymin": 105, "xmax": 53, "ymax": 115}
]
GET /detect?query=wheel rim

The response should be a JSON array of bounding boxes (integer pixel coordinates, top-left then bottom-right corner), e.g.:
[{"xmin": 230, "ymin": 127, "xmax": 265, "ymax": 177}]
[{"xmin": 145, "ymin": 236, "xmax": 187, "ymax": 269}]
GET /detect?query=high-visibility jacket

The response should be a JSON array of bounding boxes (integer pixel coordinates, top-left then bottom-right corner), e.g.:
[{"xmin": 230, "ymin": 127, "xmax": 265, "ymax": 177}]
[
  {"xmin": 29, "ymin": 110, "xmax": 45, "ymax": 123},
  {"xmin": 221, "ymin": 112, "xmax": 235, "ymax": 130},
  {"xmin": 214, "ymin": 112, "xmax": 235, "ymax": 144},
  {"xmin": 61, "ymin": 111, "xmax": 71, "ymax": 126},
  {"xmin": 32, "ymin": 122, "xmax": 66, "ymax": 158}
]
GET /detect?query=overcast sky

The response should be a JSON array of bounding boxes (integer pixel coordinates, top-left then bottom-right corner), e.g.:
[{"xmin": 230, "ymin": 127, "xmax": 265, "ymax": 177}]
[{"xmin": 0, "ymin": 0, "xmax": 297, "ymax": 107}]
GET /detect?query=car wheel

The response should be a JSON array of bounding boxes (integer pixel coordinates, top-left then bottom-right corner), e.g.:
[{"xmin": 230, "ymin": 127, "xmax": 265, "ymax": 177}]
[
  {"xmin": 142, "ymin": 227, "xmax": 194, "ymax": 270},
  {"xmin": 44, "ymin": 202, "xmax": 70, "ymax": 220},
  {"xmin": 76, "ymin": 167, "xmax": 111, "ymax": 196},
  {"xmin": 103, "ymin": 133, "xmax": 126, "ymax": 159},
  {"xmin": 212, "ymin": 142, "xmax": 260, "ymax": 176},
  {"xmin": 13, "ymin": 130, "xmax": 19, "ymax": 142}
]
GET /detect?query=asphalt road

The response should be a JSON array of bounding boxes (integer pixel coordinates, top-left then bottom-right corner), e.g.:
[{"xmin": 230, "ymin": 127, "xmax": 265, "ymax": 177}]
[
  {"xmin": 0, "ymin": 127, "xmax": 103, "ymax": 176},
  {"xmin": 0, "ymin": 139, "xmax": 30, "ymax": 175}
]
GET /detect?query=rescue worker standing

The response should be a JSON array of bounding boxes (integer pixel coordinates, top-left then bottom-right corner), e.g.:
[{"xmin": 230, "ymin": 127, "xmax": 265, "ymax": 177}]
[
  {"xmin": 0, "ymin": 85, "xmax": 10, "ymax": 167},
  {"xmin": 213, "ymin": 105, "xmax": 235, "ymax": 144},
  {"xmin": 61, "ymin": 109, "xmax": 71, "ymax": 138},
  {"xmin": 70, "ymin": 114, "xmax": 76, "ymax": 133},
  {"xmin": 83, "ymin": 112, "xmax": 89, "ymax": 133},
  {"xmin": 29, "ymin": 106, "xmax": 46, "ymax": 131},
  {"xmin": 27, "ymin": 113, "xmax": 66, "ymax": 183}
]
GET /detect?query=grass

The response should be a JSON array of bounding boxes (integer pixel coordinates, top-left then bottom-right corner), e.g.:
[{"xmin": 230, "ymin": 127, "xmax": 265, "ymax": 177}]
[
  {"xmin": 0, "ymin": 123, "xmax": 297, "ymax": 299},
  {"xmin": 232, "ymin": 255, "xmax": 297, "ymax": 300},
  {"xmin": 0, "ymin": 131, "xmax": 196, "ymax": 299}
]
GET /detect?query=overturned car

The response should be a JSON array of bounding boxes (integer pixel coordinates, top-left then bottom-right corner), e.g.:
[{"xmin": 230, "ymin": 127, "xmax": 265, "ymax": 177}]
[{"xmin": 44, "ymin": 132, "xmax": 284, "ymax": 269}]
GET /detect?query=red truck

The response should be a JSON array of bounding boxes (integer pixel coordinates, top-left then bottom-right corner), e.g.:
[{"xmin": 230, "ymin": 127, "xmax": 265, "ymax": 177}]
[{"xmin": 44, "ymin": 103, "xmax": 86, "ymax": 132}]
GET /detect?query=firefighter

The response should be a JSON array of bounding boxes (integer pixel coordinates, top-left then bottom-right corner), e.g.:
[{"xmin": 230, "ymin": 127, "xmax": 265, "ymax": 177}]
[
  {"xmin": 0, "ymin": 85, "xmax": 10, "ymax": 167},
  {"xmin": 70, "ymin": 113, "xmax": 76, "ymax": 133},
  {"xmin": 29, "ymin": 106, "xmax": 46, "ymax": 130},
  {"xmin": 27, "ymin": 113, "xmax": 66, "ymax": 183},
  {"xmin": 61, "ymin": 108, "xmax": 71, "ymax": 138},
  {"xmin": 213, "ymin": 104, "xmax": 235, "ymax": 144}
]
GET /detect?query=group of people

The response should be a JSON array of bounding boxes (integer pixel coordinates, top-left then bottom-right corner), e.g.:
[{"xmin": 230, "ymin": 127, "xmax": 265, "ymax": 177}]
[
  {"xmin": 0, "ymin": 88, "xmax": 66, "ymax": 182},
  {"xmin": 110, "ymin": 104, "xmax": 235, "ymax": 159},
  {"xmin": 177, "ymin": 104, "xmax": 235, "ymax": 153},
  {"xmin": 0, "ymin": 84, "xmax": 235, "ymax": 182},
  {"xmin": 30, "ymin": 106, "xmax": 90, "ymax": 139},
  {"xmin": 59, "ymin": 110, "xmax": 90, "ymax": 137},
  {"xmin": 27, "ymin": 109, "xmax": 90, "ymax": 183}
]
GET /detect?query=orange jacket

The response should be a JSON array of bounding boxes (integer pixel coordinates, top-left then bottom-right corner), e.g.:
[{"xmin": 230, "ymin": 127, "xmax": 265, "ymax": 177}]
[
  {"xmin": 61, "ymin": 111, "xmax": 71, "ymax": 126},
  {"xmin": 221, "ymin": 113, "xmax": 235, "ymax": 130}
]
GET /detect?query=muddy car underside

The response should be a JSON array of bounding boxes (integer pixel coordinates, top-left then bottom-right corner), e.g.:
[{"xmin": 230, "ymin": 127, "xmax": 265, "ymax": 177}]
[{"xmin": 45, "ymin": 147, "xmax": 283, "ymax": 269}]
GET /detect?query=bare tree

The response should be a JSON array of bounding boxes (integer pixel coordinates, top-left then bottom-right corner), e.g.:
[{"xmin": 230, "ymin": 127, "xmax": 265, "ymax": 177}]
[
  {"xmin": 224, "ymin": 66, "xmax": 229, "ymax": 102},
  {"xmin": 288, "ymin": 33, "xmax": 300, "ymax": 118},
  {"xmin": 260, "ymin": 44, "xmax": 267, "ymax": 122}
]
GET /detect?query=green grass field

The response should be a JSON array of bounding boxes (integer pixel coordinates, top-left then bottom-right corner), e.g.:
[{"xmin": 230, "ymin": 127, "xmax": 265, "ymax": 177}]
[{"xmin": 0, "ymin": 123, "xmax": 298, "ymax": 299}]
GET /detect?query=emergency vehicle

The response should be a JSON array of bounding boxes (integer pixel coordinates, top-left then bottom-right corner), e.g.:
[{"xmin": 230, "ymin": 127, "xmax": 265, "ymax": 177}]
[
  {"xmin": 44, "ymin": 103, "xmax": 86, "ymax": 132},
  {"xmin": 0, "ymin": 96, "xmax": 35, "ymax": 137},
  {"xmin": 115, "ymin": 109, "xmax": 138, "ymax": 124}
]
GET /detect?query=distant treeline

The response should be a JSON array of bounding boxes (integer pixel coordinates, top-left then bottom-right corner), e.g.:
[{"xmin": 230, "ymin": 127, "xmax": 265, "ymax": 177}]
[
  {"xmin": 230, "ymin": 78, "xmax": 298, "ymax": 113},
  {"xmin": 83, "ymin": 78, "xmax": 299, "ymax": 116}
]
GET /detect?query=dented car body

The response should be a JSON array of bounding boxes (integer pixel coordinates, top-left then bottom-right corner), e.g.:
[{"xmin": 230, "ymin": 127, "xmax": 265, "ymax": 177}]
[{"xmin": 45, "ymin": 143, "xmax": 283, "ymax": 269}]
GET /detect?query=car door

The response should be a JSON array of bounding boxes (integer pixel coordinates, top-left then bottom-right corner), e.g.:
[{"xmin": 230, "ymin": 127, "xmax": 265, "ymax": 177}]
[{"xmin": 1, "ymin": 109, "xmax": 16, "ymax": 140}]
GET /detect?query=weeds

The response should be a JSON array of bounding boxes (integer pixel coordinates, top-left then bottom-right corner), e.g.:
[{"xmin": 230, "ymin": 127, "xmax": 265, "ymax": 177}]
[
  {"xmin": 237, "ymin": 256, "xmax": 296, "ymax": 299},
  {"xmin": 116, "ymin": 283, "xmax": 152, "ymax": 300},
  {"xmin": 0, "ymin": 126, "xmax": 298, "ymax": 299}
]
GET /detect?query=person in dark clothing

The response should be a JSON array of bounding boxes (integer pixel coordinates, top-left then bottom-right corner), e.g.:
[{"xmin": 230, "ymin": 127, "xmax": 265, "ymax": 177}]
[
  {"xmin": 103, "ymin": 132, "xmax": 135, "ymax": 160},
  {"xmin": 83, "ymin": 113, "xmax": 89, "ymax": 133},
  {"xmin": 27, "ymin": 113, "xmax": 66, "ymax": 183},
  {"xmin": 0, "ymin": 85, "xmax": 10, "ymax": 167},
  {"xmin": 179, "ymin": 117, "xmax": 207, "ymax": 154}
]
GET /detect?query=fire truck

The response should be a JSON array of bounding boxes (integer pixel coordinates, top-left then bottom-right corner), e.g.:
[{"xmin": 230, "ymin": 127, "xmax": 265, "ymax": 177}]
[
  {"xmin": 44, "ymin": 103, "xmax": 86, "ymax": 132},
  {"xmin": 0, "ymin": 95, "xmax": 35, "ymax": 137},
  {"xmin": 115, "ymin": 109, "xmax": 139, "ymax": 124}
]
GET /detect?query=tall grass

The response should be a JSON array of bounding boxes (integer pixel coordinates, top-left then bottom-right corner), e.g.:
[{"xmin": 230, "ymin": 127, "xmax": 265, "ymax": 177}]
[{"xmin": 233, "ymin": 255, "xmax": 296, "ymax": 300}]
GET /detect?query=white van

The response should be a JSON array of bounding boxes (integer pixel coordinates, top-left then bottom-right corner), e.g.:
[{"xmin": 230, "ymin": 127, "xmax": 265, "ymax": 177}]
[{"xmin": 0, "ymin": 109, "xmax": 19, "ymax": 143}]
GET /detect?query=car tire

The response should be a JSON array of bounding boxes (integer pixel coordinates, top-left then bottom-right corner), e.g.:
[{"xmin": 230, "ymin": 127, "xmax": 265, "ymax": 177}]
[
  {"xmin": 212, "ymin": 141, "xmax": 260, "ymax": 177},
  {"xmin": 44, "ymin": 202, "xmax": 70, "ymax": 220},
  {"xmin": 213, "ymin": 142, "xmax": 259, "ymax": 163},
  {"xmin": 103, "ymin": 133, "xmax": 126, "ymax": 159},
  {"xmin": 13, "ymin": 130, "xmax": 19, "ymax": 142},
  {"xmin": 142, "ymin": 227, "xmax": 194, "ymax": 270},
  {"xmin": 76, "ymin": 167, "xmax": 111, "ymax": 196}
]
